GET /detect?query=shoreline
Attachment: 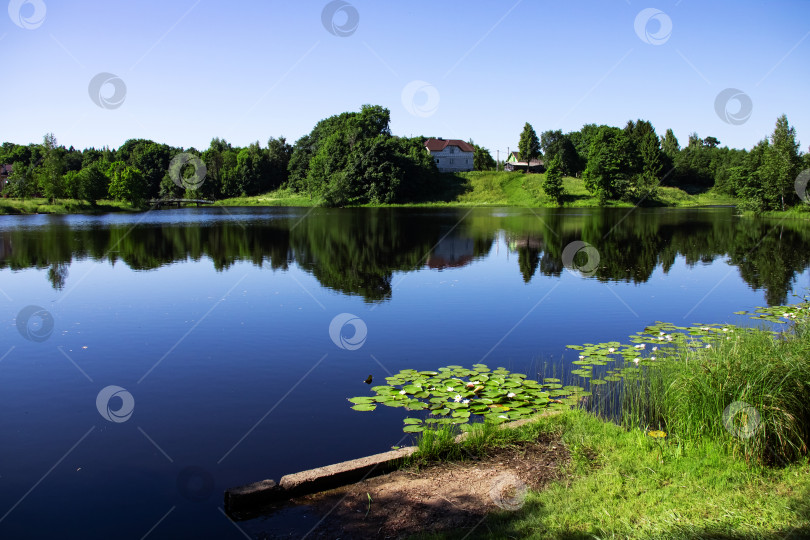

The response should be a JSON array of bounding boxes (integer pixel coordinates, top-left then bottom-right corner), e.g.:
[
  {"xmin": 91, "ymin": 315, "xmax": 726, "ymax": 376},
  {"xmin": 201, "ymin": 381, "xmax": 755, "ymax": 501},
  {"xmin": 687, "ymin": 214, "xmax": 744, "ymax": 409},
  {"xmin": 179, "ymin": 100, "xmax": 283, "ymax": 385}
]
[{"xmin": 3, "ymin": 195, "xmax": 810, "ymax": 219}]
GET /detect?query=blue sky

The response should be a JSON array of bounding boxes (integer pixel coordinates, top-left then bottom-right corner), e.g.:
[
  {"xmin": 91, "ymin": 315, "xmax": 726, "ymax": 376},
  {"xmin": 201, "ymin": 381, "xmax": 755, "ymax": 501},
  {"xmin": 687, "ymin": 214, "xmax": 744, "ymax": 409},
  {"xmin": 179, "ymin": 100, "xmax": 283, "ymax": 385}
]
[{"xmin": 1, "ymin": 0, "xmax": 808, "ymax": 157}]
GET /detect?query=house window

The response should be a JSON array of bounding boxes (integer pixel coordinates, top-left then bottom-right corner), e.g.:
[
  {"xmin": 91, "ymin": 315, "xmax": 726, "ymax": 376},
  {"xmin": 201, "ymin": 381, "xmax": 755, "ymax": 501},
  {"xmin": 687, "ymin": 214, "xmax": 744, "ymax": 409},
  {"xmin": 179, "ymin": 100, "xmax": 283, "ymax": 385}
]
[
  {"xmin": 436, "ymin": 159, "xmax": 439, "ymax": 163},
  {"xmin": 449, "ymin": 147, "xmax": 455, "ymax": 153},
  {"xmin": 450, "ymin": 158, "xmax": 454, "ymax": 164}
]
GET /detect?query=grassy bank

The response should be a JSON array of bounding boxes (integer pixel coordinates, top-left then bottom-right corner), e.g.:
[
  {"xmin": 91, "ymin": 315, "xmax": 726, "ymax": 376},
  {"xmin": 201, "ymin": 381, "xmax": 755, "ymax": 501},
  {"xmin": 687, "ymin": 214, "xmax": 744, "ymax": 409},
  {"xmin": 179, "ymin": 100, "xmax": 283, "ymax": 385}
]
[
  {"xmin": 215, "ymin": 172, "xmax": 737, "ymax": 209},
  {"xmin": 409, "ymin": 312, "xmax": 810, "ymax": 539},
  {"xmin": 216, "ymin": 188, "xmax": 318, "ymax": 207},
  {"xmin": 446, "ymin": 410, "xmax": 810, "ymax": 539},
  {"xmin": 0, "ymin": 197, "xmax": 135, "ymax": 215},
  {"xmin": 10, "ymin": 173, "xmax": 809, "ymax": 214},
  {"xmin": 449, "ymin": 171, "xmax": 737, "ymax": 208}
]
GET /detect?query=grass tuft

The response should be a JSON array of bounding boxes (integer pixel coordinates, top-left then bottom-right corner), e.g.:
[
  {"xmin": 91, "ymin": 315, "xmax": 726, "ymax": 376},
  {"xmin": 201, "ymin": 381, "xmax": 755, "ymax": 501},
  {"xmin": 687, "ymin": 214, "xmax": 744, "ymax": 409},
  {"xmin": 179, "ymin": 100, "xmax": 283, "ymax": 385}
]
[{"xmin": 623, "ymin": 320, "xmax": 810, "ymax": 465}]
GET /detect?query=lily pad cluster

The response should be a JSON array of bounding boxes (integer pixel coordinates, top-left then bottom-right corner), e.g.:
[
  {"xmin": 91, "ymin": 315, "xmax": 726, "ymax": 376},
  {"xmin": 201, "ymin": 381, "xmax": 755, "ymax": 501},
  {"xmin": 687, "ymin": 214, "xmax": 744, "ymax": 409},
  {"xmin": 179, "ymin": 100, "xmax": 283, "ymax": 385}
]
[
  {"xmin": 348, "ymin": 364, "xmax": 588, "ymax": 433},
  {"xmin": 565, "ymin": 299, "xmax": 810, "ymax": 382},
  {"xmin": 348, "ymin": 300, "xmax": 809, "ymax": 433}
]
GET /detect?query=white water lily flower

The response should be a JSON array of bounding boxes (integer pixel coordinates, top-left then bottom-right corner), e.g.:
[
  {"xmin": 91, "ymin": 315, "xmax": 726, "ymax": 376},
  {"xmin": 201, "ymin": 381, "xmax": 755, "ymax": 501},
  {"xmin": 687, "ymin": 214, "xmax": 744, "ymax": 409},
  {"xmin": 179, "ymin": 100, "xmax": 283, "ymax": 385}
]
[
  {"xmin": 701, "ymin": 326, "xmax": 710, "ymax": 331},
  {"xmin": 705, "ymin": 344, "xmax": 712, "ymax": 348},
  {"xmin": 608, "ymin": 347, "xmax": 615, "ymax": 353},
  {"xmin": 579, "ymin": 355, "xmax": 585, "ymax": 360},
  {"xmin": 446, "ymin": 387, "xmax": 454, "ymax": 392},
  {"xmin": 650, "ymin": 356, "xmax": 656, "ymax": 361},
  {"xmin": 462, "ymin": 399, "xmax": 470, "ymax": 404},
  {"xmin": 507, "ymin": 392, "xmax": 516, "ymax": 398},
  {"xmin": 652, "ymin": 346, "xmax": 658, "ymax": 351},
  {"xmin": 722, "ymin": 328, "xmax": 729, "ymax": 332},
  {"xmin": 454, "ymin": 394, "xmax": 463, "ymax": 402},
  {"xmin": 399, "ymin": 389, "xmax": 407, "ymax": 395},
  {"xmin": 660, "ymin": 332, "xmax": 665, "ymax": 335},
  {"xmin": 633, "ymin": 358, "xmax": 640, "ymax": 365},
  {"xmin": 634, "ymin": 344, "xmax": 645, "ymax": 349},
  {"xmin": 498, "ymin": 415, "xmax": 508, "ymax": 419},
  {"xmin": 658, "ymin": 336, "xmax": 665, "ymax": 341}
]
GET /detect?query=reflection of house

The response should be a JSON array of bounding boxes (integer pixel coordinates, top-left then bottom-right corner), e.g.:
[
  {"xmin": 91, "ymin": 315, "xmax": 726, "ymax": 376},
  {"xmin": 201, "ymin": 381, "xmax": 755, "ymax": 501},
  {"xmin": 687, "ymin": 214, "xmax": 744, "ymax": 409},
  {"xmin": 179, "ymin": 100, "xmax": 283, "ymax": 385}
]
[
  {"xmin": 427, "ymin": 235, "xmax": 475, "ymax": 269},
  {"xmin": 504, "ymin": 152, "xmax": 544, "ymax": 173},
  {"xmin": 424, "ymin": 138, "xmax": 474, "ymax": 173},
  {"xmin": 0, "ymin": 164, "xmax": 12, "ymax": 195}
]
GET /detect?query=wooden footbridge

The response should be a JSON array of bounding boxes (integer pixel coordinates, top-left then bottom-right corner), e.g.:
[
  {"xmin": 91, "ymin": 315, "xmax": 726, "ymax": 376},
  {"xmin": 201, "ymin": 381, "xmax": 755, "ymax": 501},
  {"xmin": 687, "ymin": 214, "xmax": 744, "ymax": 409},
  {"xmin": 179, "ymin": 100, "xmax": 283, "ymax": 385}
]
[{"xmin": 149, "ymin": 198, "xmax": 214, "ymax": 208}]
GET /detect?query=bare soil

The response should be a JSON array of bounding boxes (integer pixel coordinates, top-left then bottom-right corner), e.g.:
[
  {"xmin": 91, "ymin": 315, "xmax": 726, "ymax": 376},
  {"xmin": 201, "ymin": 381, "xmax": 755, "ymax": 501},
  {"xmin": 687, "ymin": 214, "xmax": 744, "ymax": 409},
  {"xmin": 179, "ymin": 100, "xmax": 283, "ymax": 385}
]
[{"xmin": 251, "ymin": 433, "xmax": 570, "ymax": 539}]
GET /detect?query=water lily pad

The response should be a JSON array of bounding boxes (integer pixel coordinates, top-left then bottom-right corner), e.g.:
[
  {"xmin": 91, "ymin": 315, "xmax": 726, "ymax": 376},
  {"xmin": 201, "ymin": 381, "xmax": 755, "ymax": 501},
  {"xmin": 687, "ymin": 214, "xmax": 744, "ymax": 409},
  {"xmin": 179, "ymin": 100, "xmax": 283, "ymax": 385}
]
[{"xmin": 351, "ymin": 404, "xmax": 376, "ymax": 412}]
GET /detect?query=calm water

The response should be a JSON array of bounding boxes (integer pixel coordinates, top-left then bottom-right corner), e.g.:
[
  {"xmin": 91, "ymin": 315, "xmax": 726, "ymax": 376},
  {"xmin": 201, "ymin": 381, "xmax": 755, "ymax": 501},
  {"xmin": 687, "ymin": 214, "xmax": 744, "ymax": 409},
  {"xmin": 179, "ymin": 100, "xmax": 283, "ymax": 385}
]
[{"xmin": 1, "ymin": 207, "xmax": 809, "ymax": 538}]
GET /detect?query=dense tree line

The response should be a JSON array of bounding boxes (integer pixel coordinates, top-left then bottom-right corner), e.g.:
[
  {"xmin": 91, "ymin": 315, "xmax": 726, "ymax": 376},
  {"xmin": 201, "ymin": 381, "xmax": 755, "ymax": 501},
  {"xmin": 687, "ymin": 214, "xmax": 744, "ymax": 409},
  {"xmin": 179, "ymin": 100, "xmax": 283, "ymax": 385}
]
[
  {"xmin": 1, "ymin": 133, "xmax": 293, "ymax": 205},
  {"xmin": 525, "ymin": 114, "xmax": 807, "ymax": 209},
  {"xmin": 1, "ymin": 105, "xmax": 807, "ymax": 210}
]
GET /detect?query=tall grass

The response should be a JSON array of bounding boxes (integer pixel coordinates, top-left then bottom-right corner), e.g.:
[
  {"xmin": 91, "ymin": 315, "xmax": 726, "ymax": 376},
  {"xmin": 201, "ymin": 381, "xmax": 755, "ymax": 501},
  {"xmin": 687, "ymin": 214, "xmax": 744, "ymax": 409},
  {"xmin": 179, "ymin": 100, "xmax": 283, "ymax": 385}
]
[
  {"xmin": 622, "ymin": 321, "xmax": 810, "ymax": 464},
  {"xmin": 409, "ymin": 418, "xmax": 547, "ymax": 466}
]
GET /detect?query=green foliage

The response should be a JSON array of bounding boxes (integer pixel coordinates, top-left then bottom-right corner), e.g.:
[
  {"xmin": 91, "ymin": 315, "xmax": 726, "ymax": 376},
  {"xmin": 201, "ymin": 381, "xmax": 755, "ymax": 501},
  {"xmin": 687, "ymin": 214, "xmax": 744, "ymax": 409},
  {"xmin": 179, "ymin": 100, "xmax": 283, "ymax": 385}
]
[
  {"xmin": 107, "ymin": 161, "xmax": 146, "ymax": 206},
  {"xmin": 77, "ymin": 161, "xmax": 111, "ymax": 204},
  {"xmin": 541, "ymin": 129, "xmax": 581, "ymax": 176},
  {"xmin": 287, "ymin": 105, "xmax": 439, "ymax": 205},
  {"xmin": 760, "ymin": 114, "xmax": 802, "ymax": 210},
  {"xmin": 62, "ymin": 170, "xmax": 81, "ymax": 199},
  {"xmin": 542, "ymin": 154, "xmax": 565, "ymax": 205},
  {"xmin": 633, "ymin": 130, "xmax": 662, "ymax": 199},
  {"xmin": 583, "ymin": 126, "xmax": 633, "ymax": 204},
  {"xmin": 518, "ymin": 122, "xmax": 540, "ymax": 165},
  {"xmin": 5, "ymin": 162, "xmax": 37, "ymax": 198},
  {"xmin": 37, "ymin": 133, "xmax": 64, "ymax": 202},
  {"xmin": 469, "ymin": 140, "xmax": 496, "ymax": 171},
  {"xmin": 118, "ymin": 140, "xmax": 173, "ymax": 199},
  {"xmin": 236, "ymin": 142, "xmax": 270, "ymax": 196},
  {"xmin": 0, "ymin": 112, "xmax": 805, "ymax": 209}
]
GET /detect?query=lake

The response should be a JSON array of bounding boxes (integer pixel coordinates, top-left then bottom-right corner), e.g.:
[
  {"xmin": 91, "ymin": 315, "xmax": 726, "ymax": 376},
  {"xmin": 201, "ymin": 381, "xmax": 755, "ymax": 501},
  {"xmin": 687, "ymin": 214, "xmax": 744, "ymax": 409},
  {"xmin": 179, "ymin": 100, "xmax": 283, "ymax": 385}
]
[{"xmin": 1, "ymin": 206, "xmax": 809, "ymax": 538}]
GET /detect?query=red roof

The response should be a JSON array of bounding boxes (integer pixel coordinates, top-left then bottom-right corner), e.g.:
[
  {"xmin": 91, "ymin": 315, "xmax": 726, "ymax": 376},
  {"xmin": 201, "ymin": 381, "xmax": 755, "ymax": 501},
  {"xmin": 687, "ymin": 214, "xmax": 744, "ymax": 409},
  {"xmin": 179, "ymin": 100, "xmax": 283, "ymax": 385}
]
[{"xmin": 424, "ymin": 139, "xmax": 475, "ymax": 153}]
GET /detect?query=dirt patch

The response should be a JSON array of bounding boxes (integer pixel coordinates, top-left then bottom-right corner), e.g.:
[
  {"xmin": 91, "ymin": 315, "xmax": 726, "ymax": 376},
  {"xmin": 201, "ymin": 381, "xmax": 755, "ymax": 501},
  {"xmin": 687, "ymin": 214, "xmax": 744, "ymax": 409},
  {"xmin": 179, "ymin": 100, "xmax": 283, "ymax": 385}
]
[{"xmin": 250, "ymin": 433, "xmax": 570, "ymax": 539}]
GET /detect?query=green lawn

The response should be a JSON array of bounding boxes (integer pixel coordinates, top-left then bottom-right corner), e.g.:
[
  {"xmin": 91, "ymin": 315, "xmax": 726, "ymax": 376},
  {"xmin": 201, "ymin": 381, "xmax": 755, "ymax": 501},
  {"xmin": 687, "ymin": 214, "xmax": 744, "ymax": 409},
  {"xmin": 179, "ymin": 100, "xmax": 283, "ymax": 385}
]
[
  {"xmin": 0, "ymin": 197, "xmax": 134, "ymax": 214},
  {"xmin": 475, "ymin": 411, "xmax": 810, "ymax": 539},
  {"xmin": 216, "ymin": 188, "xmax": 318, "ymax": 207},
  {"xmin": 407, "ymin": 408, "xmax": 809, "ymax": 540},
  {"xmin": 450, "ymin": 171, "xmax": 736, "ymax": 208}
]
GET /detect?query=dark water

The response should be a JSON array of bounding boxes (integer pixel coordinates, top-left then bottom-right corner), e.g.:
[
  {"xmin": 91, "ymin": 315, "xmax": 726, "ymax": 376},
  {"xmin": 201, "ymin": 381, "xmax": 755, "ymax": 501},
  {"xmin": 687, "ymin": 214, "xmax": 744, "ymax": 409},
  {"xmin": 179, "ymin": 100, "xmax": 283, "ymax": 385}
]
[{"xmin": 1, "ymin": 206, "xmax": 808, "ymax": 538}]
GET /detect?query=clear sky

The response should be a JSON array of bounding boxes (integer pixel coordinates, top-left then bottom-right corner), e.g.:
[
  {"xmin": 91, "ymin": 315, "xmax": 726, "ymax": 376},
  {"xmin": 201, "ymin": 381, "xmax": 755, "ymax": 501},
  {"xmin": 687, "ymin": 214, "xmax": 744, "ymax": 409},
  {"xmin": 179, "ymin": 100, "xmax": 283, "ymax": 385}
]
[{"xmin": 1, "ymin": 0, "xmax": 808, "ymax": 157}]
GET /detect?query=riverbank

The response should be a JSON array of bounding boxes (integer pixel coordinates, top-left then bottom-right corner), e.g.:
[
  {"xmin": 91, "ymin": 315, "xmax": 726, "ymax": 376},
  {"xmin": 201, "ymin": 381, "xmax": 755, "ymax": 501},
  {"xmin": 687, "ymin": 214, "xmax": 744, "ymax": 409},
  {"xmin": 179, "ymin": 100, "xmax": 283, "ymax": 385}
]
[
  {"xmin": 218, "ymin": 172, "xmax": 739, "ymax": 209},
  {"xmin": 5, "ymin": 172, "xmax": 809, "ymax": 216},
  {"xmin": 254, "ymin": 307, "xmax": 810, "ymax": 538},
  {"xmin": 0, "ymin": 198, "xmax": 135, "ymax": 215},
  {"xmin": 271, "ymin": 408, "xmax": 809, "ymax": 539}
]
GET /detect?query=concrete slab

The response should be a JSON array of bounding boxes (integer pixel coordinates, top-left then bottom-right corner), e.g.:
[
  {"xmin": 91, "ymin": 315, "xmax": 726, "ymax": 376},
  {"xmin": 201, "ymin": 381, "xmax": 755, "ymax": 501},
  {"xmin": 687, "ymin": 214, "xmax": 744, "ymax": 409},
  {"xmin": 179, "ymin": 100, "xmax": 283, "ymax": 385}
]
[{"xmin": 279, "ymin": 446, "xmax": 417, "ymax": 496}]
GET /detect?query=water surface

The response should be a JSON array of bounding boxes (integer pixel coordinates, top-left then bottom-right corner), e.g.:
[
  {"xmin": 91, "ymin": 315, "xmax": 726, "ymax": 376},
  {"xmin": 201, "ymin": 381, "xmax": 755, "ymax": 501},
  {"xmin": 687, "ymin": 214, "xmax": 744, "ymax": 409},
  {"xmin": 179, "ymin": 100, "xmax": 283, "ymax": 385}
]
[{"xmin": 1, "ymin": 207, "xmax": 808, "ymax": 538}]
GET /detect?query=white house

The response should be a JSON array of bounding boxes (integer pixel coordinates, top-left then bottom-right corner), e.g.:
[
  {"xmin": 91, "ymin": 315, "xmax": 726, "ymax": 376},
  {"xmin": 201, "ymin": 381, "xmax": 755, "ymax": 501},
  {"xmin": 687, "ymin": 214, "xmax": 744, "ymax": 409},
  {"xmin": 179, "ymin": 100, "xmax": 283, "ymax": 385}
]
[{"xmin": 424, "ymin": 138, "xmax": 474, "ymax": 173}]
